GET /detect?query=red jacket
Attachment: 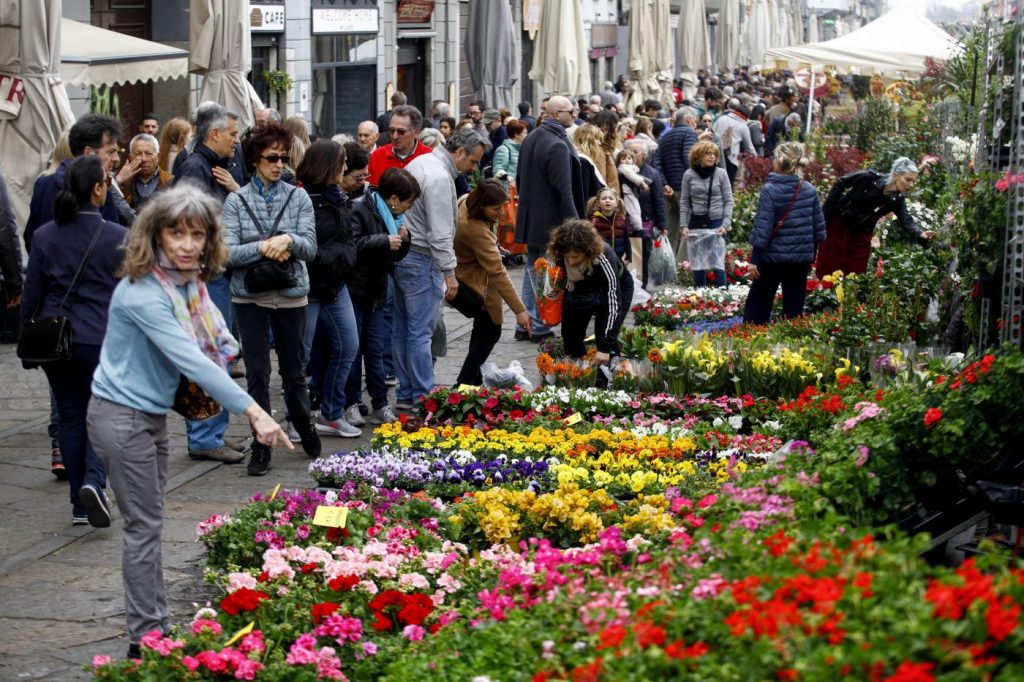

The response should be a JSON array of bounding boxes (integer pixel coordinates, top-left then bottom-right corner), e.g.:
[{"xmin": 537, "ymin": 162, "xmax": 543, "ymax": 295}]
[
  {"xmin": 590, "ymin": 211, "xmax": 630, "ymax": 246},
  {"xmin": 367, "ymin": 142, "xmax": 432, "ymax": 186}
]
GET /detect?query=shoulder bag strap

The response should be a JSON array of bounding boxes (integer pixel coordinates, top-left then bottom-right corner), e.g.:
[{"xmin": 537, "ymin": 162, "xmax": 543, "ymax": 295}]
[
  {"xmin": 704, "ymin": 176, "xmax": 714, "ymax": 215},
  {"xmin": 56, "ymin": 221, "xmax": 105, "ymax": 313},
  {"xmin": 236, "ymin": 186, "xmax": 297, "ymax": 238},
  {"xmin": 771, "ymin": 181, "xmax": 803, "ymax": 238}
]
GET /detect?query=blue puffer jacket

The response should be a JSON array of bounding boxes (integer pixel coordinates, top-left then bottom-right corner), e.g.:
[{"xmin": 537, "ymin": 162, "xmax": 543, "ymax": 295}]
[
  {"xmin": 749, "ymin": 173, "xmax": 826, "ymax": 265},
  {"xmin": 224, "ymin": 180, "xmax": 318, "ymax": 298},
  {"xmin": 655, "ymin": 124, "xmax": 698, "ymax": 190}
]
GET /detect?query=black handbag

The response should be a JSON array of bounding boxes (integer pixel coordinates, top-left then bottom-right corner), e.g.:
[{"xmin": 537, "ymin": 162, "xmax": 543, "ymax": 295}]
[
  {"xmin": 17, "ymin": 224, "xmax": 104, "ymax": 367},
  {"xmin": 688, "ymin": 174, "xmax": 715, "ymax": 230},
  {"xmin": 447, "ymin": 278, "xmax": 485, "ymax": 318},
  {"xmin": 236, "ymin": 189, "xmax": 299, "ymax": 294}
]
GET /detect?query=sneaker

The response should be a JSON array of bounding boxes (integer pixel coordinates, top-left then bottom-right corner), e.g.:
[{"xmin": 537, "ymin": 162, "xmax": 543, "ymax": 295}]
[
  {"xmin": 394, "ymin": 400, "xmax": 414, "ymax": 411},
  {"xmin": 188, "ymin": 446, "xmax": 245, "ymax": 464},
  {"xmin": 316, "ymin": 414, "xmax": 362, "ymax": 438},
  {"xmin": 72, "ymin": 514, "xmax": 89, "ymax": 526},
  {"xmin": 247, "ymin": 444, "xmax": 272, "ymax": 476},
  {"xmin": 229, "ymin": 359, "xmax": 246, "ymax": 378},
  {"xmin": 295, "ymin": 424, "xmax": 322, "ymax": 459},
  {"xmin": 370, "ymin": 405, "xmax": 398, "ymax": 424},
  {"xmin": 285, "ymin": 420, "xmax": 302, "ymax": 444},
  {"xmin": 79, "ymin": 482, "xmax": 112, "ymax": 528},
  {"xmin": 225, "ymin": 438, "xmax": 250, "ymax": 454},
  {"xmin": 384, "ymin": 374, "xmax": 398, "ymax": 386},
  {"xmin": 514, "ymin": 330, "xmax": 531, "ymax": 341},
  {"xmin": 344, "ymin": 404, "xmax": 366, "ymax": 427},
  {"xmin": 51, "ymin": 447, "xmax": 66, "ymax": 480}
]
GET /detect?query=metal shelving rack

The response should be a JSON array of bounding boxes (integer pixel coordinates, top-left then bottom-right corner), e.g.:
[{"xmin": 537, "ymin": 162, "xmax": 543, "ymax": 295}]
[{"xmin": 1001, "ymin": 9, "xmax": 1024, "ymax": 348}]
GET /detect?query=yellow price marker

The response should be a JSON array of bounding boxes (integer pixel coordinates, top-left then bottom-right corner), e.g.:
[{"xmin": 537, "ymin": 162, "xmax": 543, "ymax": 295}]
[
  {"xmin": 268, "ymin": 483, "xmax": 281, "ymax": 501},
  {"xmin": 224, "ymin": 621, "xmax": 254, "ymax": 646},
  {"xmin": 312, "ymin": 505, "xmax": 349, "ymax": 528},
  {"xmin": 455, "ymin": 384, "xmax": 479, "ymax": 393},
  {"xmin": 584, "ymin": 335, "xmax": 595, "ymax": 342},
  {"xmin": 563, "ymin": 412, "xmax": 583, "ymax": 426}
]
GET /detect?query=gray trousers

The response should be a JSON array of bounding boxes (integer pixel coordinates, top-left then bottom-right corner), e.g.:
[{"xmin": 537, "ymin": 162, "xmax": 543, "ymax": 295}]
[{"xmin": 87, "ymin": 396, "xmax": 170, "ymax": 644}]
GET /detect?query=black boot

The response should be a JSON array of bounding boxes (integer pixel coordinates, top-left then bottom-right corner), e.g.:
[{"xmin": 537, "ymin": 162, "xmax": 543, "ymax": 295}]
[{"xmin": 247, "ymin": 442, "xmax": 272, "ymax": 476}]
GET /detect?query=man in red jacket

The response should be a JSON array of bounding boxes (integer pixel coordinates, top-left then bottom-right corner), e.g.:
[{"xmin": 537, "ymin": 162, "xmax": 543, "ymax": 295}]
[{"xmin": 367, "ymin": 105, "xmax": 432, "ymax": 186}]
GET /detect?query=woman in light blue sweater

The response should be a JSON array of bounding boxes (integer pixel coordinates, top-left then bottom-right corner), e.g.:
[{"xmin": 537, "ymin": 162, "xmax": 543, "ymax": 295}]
[{"xmin": 88, "ymin": 186, "xmax": 288, "ymax": 658}]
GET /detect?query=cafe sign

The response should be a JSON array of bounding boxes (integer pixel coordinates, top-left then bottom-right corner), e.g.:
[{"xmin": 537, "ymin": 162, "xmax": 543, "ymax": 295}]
[
  {"xmin": 0, "ymin": 74, "xmax": 25, "ymax": 117},
  {"xmin": 250, "ymin": 5, "xmax": 285, "ymax": 32},
  {"xmin": 396, "ymin": 0, "xmax": 436, "ymax": 23}
]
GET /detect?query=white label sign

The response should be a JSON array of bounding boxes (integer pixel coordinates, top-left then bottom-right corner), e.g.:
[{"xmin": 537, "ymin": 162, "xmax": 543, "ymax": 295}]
[
  {"xmin": 312, "ymin": 8, "xmax": 379, "ymax": 34},
  {"xmin": 251, "ymin": 5, "xmax": 285, "ymax": 32},
  {"xmin": 299, "ymin": 82, "xmax": 309, "ymax": 113}
]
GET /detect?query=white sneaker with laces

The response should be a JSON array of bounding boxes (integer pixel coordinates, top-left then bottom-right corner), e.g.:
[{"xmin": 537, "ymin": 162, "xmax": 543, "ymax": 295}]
[
  {"xmin": 285, "ymin": 420, "xmax": 302, "ymax": 444},
  {"xmin": 370, "ymin": 405, "xmax": 398, "ymax": 424},
  {"xmin": 316, "ymin": 414, "xmax": 362, "ymax": 438},
  {"xmin": 344, "ymin": 404, "xmax": 366, "ymax": 427}
]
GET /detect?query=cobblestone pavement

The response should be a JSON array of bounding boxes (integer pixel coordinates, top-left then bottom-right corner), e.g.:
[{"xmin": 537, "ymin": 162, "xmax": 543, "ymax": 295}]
[{"xmin": 0, "ymin": 274, "xmax": 543, "ymax": 680}]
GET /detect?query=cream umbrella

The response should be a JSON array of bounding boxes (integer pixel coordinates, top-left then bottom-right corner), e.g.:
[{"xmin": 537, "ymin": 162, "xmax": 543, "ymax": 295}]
[
  {"xmin": 529, "ymin": 0, "xmax": 591, "ymax": 96},
  {"xmin": 744, "ymin": 0, "xmax": 772, "ymax": 70},
  {"xmin": 0, "ymin": 0, "xmax": 75, "ymax": 231},
  {"xmin": 807, "ymin": 11, "xmax": 819, "ymax": 44},
  {"xmin": 777, "ymin": 0, "xmax": 791, "ymax": 52},
  {"xmin": 677, "ymin": 0, "xmax": 712, "ymax": 99},
  {"xmin": 190, "ymin": 0, "xmax": 264, "ymax": 131},
  {"xmin": 627, "ymin": 0, "xmax": 674, "ymax": 111},
  {"xmin": 466, "ymin": 0, "xmax": 518, "ymax": 110},
  {"xmin": 715, "ymin": 0, "xmax": 742, "ymax": 73},
  {"xmin": 789, "ymin": 1, "xmax": 804, "ymax": 45}
]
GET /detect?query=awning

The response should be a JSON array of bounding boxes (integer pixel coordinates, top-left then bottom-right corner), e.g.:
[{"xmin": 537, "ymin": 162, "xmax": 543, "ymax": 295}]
[{"xmin": 59, "ymin": 18, "xmax": 189, "ymax": 88}]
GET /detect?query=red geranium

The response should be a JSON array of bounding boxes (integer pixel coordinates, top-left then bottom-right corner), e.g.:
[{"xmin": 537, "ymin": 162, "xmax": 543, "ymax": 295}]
[
  {"xmin": 423, "ymin": 398, "xmax": 438, "ymax": 414},
  {"xmin": 311, "ymin": 601, "xmax": 340, "ymax": 624},
  {"xmin": 220, "ymin": 587, "xmax": 270, "ymax": 616},
  {"xmin": 923, "ymin": 407, "xmax": 942, "ymax": 428},
  {"xmin": 448, "ymin": 392, "xmax": 463, "ymax": 405},
  {"xmin": 329, "ymin": 574, "xmax": 360, "ymax": 591}
]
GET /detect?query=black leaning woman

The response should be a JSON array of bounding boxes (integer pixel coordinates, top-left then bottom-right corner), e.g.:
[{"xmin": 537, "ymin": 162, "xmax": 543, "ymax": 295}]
[
  {"xmin": 22, "ymin": 155, "xmax": 127, "ymax": 527},
  {"xmin": 547, "ymin": 219, "xmax": 633, "ymax": 379}
]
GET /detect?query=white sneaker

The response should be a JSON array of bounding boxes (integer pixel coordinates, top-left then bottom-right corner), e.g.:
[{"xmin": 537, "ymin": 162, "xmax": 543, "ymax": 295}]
[
  {"xmin": 344, "ymin": 404, "xmax": 366, "ymax": 427},
  {"xmin": 315, "ymin": 414, "xmax": 362, "ymax": 438},
  {"xmin": 285, "ymin": 420, "xmax": 301, "ymax": 443},
  {"xmin": 370, "ymin": 405, "xmax": 398, "ymax": 424}
]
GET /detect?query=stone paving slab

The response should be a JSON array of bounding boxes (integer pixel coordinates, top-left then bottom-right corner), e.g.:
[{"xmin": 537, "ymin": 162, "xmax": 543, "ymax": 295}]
[{"xmin": 0, "ymin": 276, "xmax": 552, "ymax": 679}]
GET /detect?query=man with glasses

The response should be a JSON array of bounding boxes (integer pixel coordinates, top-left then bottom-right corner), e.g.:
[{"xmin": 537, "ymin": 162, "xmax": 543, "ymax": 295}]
[
  {"xmin": 366, "ymin": 105, "xmax": 432, "ymax": 186},
  {"xmin": 513, "ymin": 95, "xmax": 586, "ymax": 343}
]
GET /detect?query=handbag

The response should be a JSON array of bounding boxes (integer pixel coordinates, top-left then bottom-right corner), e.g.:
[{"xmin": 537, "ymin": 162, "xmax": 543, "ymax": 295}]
[
  {"xmin": 17, "ymin": 223, "xmax": 104, "ymax": 367},
  {"xmin": 236, "ymin": 189, "xmax": 298, "ymax": 294},
  {"xmin": 172, "ymin": 375, "xmax": 222, "ymax": 421},
  {"xmin": 688, "ymin": 175, "xmax": 715, "ymax": 229},
  {"xmin": 447, "ymin": 278, "xmax": 485, "ymax": 318}
]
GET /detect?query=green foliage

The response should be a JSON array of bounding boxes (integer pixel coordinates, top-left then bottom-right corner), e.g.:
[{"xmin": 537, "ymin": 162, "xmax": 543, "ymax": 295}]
[{"xmin": 854, "ymin": 97, "xmax": 895, "ymax": 154}]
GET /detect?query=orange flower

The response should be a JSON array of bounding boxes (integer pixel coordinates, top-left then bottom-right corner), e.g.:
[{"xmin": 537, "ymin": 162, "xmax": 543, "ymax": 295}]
[
  {"xmin": 536, "ymin": 352, "xmax": 556, "ymax": 375},
  {"xmin": 534, "ymin": 257, "xmax": 549, "ymax": 273},
  {"xmin": 647, "ymin": 348, "xmax": 663, "ymax": 364}
]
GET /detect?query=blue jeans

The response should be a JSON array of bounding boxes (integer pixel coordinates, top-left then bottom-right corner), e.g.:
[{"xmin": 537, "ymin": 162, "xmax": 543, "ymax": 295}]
[
  {"xmin": 517, "ymin": 246, "xmax": 552, "ymax": 336},
  {"xmin": 391, "ymin": 250, "xmax": 444, "ymax": 402},
  {"xmin": 303, "ymin": 288, "xmax": 359, "ymax": 421},
  {"xmin": 186, "ymin": 275, "xmax": 231, "ymax": 450},
  {"xmin": 345, "ymin": 302, "xmax": 390, "ymax": 410},
  {"xmin": 43, "ymin": 343, "xmax": 106, "ymax": 515}
]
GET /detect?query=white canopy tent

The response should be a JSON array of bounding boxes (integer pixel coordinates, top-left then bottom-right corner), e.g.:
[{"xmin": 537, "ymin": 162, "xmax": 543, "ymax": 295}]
[
  {"xmin": 764, "ymin": 6, "xmax": 959, "ymax": 79},
  {"xmin": 60, "ymin": 18, "xmax": 188, "ymax": 88}
]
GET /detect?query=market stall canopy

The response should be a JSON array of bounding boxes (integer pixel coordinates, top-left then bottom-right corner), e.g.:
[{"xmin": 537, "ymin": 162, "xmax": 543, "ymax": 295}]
[
  {"xmin": 59, "ymin": 18, "xmax": 189, "ymax": 88},
  {"xmin": 764, "ymin": 6, "xmax": 959, "ymax": 78}
]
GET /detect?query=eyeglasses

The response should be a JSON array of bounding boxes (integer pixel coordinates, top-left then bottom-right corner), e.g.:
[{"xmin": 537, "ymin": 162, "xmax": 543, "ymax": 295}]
[
  {"xmin": 550, "ymin": 110, "xmax": 573, "ymax": 116},
  {"xmin": 388, "ymin": 127, "xmax": 410, "ymax": 136},
  {"xmin": 261, "ymin": 154, "xmax": 288, "ymax": 164},
  {"xmin": 348, "ymin": 171, "xmax": 369, "ymax": 182}
]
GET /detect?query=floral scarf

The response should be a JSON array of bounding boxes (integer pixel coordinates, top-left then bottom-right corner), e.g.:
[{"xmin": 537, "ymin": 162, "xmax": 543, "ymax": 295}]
[{"xmin": 152, "ymin": 254, "xmax": 238, "ymax": 369}]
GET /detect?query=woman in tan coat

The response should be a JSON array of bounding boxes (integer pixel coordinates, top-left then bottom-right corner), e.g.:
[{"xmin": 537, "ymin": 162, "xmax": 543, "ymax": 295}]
[{"xmin": 454, "ymin": 179, "xmax": 532, "ymax": 385}]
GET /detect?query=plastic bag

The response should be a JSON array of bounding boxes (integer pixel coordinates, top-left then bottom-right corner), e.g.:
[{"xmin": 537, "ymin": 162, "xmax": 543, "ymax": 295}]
[
  {"xmin": 481, "ymin": 360, "xmax": 534, "ymax": 392},
  {"xmin": 687, "ymin": 230, "xmax": 726, "ymax": 271},
  {"xmin": 630, "ymin": 270, "xmax": 651, "ymax": 307},
  {"xmin": 648, "ymin": 236, "xmax": 677, "ymax": 286}
]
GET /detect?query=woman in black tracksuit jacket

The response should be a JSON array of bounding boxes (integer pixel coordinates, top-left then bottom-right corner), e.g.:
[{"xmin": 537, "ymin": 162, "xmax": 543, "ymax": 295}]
[
  {"xmin": 344, "ymin": 168, "xmax": 416, "ymax": 422},
  {"xmin": 548, "ymin": 219, "xmax": 633, "ymax": 364}
]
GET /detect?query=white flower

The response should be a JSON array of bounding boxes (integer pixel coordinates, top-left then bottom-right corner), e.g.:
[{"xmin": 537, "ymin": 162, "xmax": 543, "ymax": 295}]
[{"xmin": 728, "ymin": 415, "xmax": 744, "ymax": 430}]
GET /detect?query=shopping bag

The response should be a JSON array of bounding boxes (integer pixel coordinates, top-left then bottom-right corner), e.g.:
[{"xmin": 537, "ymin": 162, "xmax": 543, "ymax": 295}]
[
  {"xmin": 534, "ymin": 258, "xmax": 566, "ymax": 326},
  {"xmin": 497, "ymin": 185, "xmax": 526, "ymax": 255},
  {"xmin": 630, "ymin": 270, "xmax": 651, "ymax": 307},
  {"xmin": 687, "ymin": 230, "xmax": 726, "ymax": 272},
  {"xmin": 629, "ymin": 236, "xmax": 644, "ymax": 275},
  {"xmin": 648, "ymin": 236, "xmax": 677, "ymax": 286}
]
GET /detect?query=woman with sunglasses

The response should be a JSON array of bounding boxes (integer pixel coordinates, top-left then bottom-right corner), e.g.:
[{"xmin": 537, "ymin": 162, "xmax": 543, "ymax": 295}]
[{"xmin": 223, "ymin": 122, "xmax": 321, "ymax": 476}]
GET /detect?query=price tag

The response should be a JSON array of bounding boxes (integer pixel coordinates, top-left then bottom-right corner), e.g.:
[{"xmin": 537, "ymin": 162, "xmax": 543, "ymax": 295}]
[
  {"xmin": 312, "ymin": 505, "xmax": 349, "ymax": 528},
  {"xmin": 455, "ymin": 384, "xmax": 479, "ymax": 393},
  {"xmin": 563, "ymin": 413, "xmax": 583, "ymax": 426},
  {"xmin": 268, "ymin": 483, "xmax": 280, "ymax": 501},
  {"xmin": 584, "ymin": 335, "xmax": 595, "ymax": 342},
  {"xmin": 224, "ymin": 621, "xmax": 254, "ymax": 646}
]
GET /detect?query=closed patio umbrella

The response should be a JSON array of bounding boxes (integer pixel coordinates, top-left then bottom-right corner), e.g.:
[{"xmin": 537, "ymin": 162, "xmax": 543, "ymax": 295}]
[
  {"xmin": 627, "ymin": 0, "xmax": 673, "ymax": 111},
  {"xmin": 677, "ymin": 0, "xmax": 711, "ymax": 99},
  {"xmin": 466, "ymin": 0, "xmax": 518, "ymax": 111},
  {"xmin": 0, "ymin": 0, "xmax": 75, "ymax": 231},
  {"xmin": 743, "ymin": 0, "xmax": 772, "ymax": 70},
  {"xmin": 190, "ymin": 0, "xmax": 264, "ymax": 131},
  {"xmin": 715, "ymin": 0, "xmax": 742, "ymax": 73},
  {"xmin": 530, "ymin": 0, "xmax": 591, "ymax": 96},
  {"xmin": 807, "ymin": 12, "xmax": 819, "ymax": 44}
]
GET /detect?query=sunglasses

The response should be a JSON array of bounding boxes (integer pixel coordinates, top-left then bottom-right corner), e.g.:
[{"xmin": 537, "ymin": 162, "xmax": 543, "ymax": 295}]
[
  {"xmin": 261, "ymin": 154, "xmax": 288, "ymax": 164},
  {"xmin": 389, "ymin": 127, "xmax": 410, "ymax": 136}
]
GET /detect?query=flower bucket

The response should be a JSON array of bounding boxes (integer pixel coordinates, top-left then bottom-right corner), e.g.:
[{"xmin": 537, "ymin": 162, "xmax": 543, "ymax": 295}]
[{"xmin": 538, "ymin": 291, "xmax": 564, "ymax": 326}]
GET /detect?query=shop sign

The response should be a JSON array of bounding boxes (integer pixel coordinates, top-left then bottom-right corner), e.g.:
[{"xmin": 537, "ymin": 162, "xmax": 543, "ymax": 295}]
[
  {"xmin": 0, "ymin": 74, "xmax": 25, "ymax": 117},
  {"xmin": 396, "ymin": 0, "xmax": 436, "ymax": 23},
  {"xmin": 312, "ymin": 7, "xmax": 379, "ymax": 34},
  {"xmin": 251, "ymin": 4, "xmax": 285, "ymax": 32}
]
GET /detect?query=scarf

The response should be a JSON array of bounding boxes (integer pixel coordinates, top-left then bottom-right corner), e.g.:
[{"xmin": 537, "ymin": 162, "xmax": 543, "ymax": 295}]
[
  {"xmin": 253, "ymin": 176, "xmax": 279, "ymax": 215},
  {"xmin": 373, "ymin": 190, "xmax": 405, "ymax": 236},
  {"xmin": 541, "ymin": 118, "xmax": 579, "ymax": 159},
  {"xmin": 694, "ymin": 164, "xmax": 716, "ymax": 180},
  {"xmin": 565, "ymin": 260, "xmax": 592, "ymax": 292},
  {"xmin": 152, "ymin": 255, "xmax": 238, "ymax": 370},
  {"xmin": 308, "ymin": 183, "xmax": 344, "ymax": 206}
]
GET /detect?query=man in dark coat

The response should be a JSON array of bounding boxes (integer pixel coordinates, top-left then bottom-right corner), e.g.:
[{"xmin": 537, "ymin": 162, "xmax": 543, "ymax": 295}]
[
  {"xmin": 513, "ymin": 95, "xmax": 586, "ymax": 341},
  {"xmin": 656, "ymin": 108, "xmax": 699, "ymax": 254}
]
